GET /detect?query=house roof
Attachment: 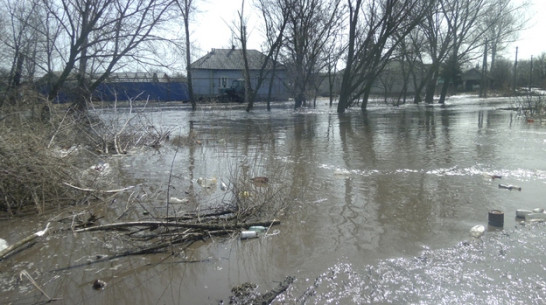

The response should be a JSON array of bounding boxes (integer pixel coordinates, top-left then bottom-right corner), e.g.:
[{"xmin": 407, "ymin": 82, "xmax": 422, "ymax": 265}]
[
  {"xmin": 191, "ymin": 48, "xmax": 283, "ymax": 71},
  {"xmin": 462, "ymin": 68, "xmax": 483, "ymax": 81}
]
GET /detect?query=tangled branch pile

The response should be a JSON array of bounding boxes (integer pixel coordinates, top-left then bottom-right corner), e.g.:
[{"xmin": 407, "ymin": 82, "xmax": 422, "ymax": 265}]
[
  {"xmin": 512, "ymin": 92, "xmax": 546, "ymax": 119},
  {"xmin": 0, "ymin": 95, "xmax": 170, "ymax": 215},
  {"xmin": 0, "ymin": 101, "xmax": 80, "ymax": 214}
]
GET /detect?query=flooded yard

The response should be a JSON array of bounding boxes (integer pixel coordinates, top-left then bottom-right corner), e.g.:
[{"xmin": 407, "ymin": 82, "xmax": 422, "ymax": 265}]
[{"xmin": 1, "ymin": 96, "xmax": 545, "ymax": 304}]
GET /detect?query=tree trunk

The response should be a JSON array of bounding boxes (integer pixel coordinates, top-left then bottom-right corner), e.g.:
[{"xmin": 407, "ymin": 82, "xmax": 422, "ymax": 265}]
[
  {"xmin": 438, "ymin": 76, "xmax": 450, "ymax": 104},
  {"xmin": 337, "ymin": 66, "xmax": 353, "ymax": 113},
  {"xmin": 266, "ymin": 61, "xmax": 278, "ymax": 111},
  {"xmin": 360, "ymin": 84, "xmax": 372, "ymax": 111},
  {"xmin": 184, "ymin": 11, "xmax": 196, "ymax": 110},
  {"xmin": 424, "ymin": 72, "xmax": 438, "ymax": 104}
]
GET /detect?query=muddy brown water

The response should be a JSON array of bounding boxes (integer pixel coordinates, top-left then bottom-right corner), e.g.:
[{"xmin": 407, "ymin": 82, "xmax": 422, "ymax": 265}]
[{"xmin": 1, "ymin": 97, "xmax": 545, "ymax": 304}]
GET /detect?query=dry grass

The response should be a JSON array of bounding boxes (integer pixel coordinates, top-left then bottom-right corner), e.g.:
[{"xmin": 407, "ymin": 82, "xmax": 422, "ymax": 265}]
[
  {"xmin": 0, "ymin": 100, "xmax": 79, "ymax": 214},
  {"xmin": 512, "ymin": 92, "xmax": 546, "ymax": 120},
  {"xmin": 0, "ymin": 92, "xmax": 171, "ymax": 215}
]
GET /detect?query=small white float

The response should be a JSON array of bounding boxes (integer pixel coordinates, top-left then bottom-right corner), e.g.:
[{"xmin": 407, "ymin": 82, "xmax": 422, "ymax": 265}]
[{"xmin": 469, "ymin": 225, "xmax": 485, "ymax": 238}]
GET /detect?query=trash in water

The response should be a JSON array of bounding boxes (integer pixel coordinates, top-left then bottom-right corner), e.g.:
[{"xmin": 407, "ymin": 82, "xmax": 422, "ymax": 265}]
[
  {"xmin": 469, "ymin": 225, "xmax": 485, "ymax": 238},
  {"xmin": 516, "ymin": 209, "xmax": 533, "ymax": 218},
  {"xmin": 0, "ymin": 238, "xmax": 8, "ymax": 252},
  {"xmin": 169, "ymin": 197, "xmax": 189, "ymax": 204},
  {"xmin": 220, "ymin": 181, "xmax": 228, "ymax": 191},
  {"xmin": 525, "ymin": 213, "xmax": 546, "ymax": 222},
  {"xmin": 240, "ymin": 230, "xmax": 258, "ymax": 239},
  {"xmin": 498, "ymin": 184, "xmax": 521, "ymax": 191},
  {"xmin": 239, "ymin": 191, "xmax": 251, "ymax": 198},
  {"xmin": 250, "ymin": 177, "xmax": 269, "ymax": 186},
  {"xmin": 197, "ymin": 177, "xmax": 217, "ymax": 188},
  {"xmin": 93, "ymin": 279, "xmax": 107, "ymax": 290},
  {"xmin": 248, "ymin": 226, "xmax": 267, "ymax": 233},
  {"xmin": 488, "ymin": 210, "xmax": 504, "ymax": 227}
]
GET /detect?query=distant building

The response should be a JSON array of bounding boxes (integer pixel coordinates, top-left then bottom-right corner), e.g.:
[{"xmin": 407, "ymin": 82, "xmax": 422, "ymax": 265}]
[
  {"xmin": 190, "ymin": 48, "xmax": 288, "ymax": 100},
  {"xmin": 461, "ymin": 67, "xmax": 489, "ymax": 91}
]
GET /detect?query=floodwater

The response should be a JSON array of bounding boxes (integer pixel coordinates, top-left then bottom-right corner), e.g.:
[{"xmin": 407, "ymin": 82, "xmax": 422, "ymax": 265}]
[{"xmin": 1, "ymin": 96, "xmax": 546, "ymax": 304}]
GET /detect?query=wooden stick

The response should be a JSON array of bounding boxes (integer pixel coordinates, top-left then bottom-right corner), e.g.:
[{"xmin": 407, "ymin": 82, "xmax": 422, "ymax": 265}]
[
  {"xmin": 74, "ymin": 220, "xmax": 280, "ymax": 233},
  {"xmin": 0, "ymin": 223, "xmax": 50, "ymax": 260},
  {"xmin": 19, "ymin": 270, "xmax": 62, "ymax": 302},
  {"xmin": 63, "ymin": 182, "xmax": 135, "ymax": 193}
]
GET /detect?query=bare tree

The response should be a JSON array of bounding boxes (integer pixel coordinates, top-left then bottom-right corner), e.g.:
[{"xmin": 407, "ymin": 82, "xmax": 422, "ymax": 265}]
[
  {"xmin": 255, "ymin": 0, "xmax": 291, "ymax": 111},
  {"xmin": 436, "ymin": 0, "xmax": 490, "ymax": 104},
  {"xmin": 0, "ymin": 0, "xmax": 42, "ymax": 101},
  {"xmin": 282, "ymin": 0, "xmax": 344, "ymax": 109},
  {"xmin": 337, "ymin": 0, "xmax": 431, "ymax": 113},
  {"xmin": 228, "ymin": 0, "xmax": 255, "ymax": 110},
  {"xmin": 482, "ymin": 0, "xmax": 529, "ymax": 72},
  {"xmin": 232, "ymin": 0, "xmax": 291, "ymax": 112},
  {"xmin": 176, "ymin": 0, "xmax": 197, "ymax": 110},
  {"xmin": 417, "ymin": 2, "xmax": 454, "ymax": 104},
  {"xmin": 41, "ymin": 0, "xmax": 176, "ymax": 110}
]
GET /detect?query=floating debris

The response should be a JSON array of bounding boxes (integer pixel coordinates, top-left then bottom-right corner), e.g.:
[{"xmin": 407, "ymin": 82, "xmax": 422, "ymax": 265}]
[
  {"xmin": 92, "ymin": 279, "xmax": 107, "ymax": 290},
  {"xmin": 197, "ymin": 177, "xmax": 217, "ymax": 188},
  {"xmin": 488, "ymin": 210, "xmax": 504, "ymax": 227},
  {"xmin": 516, "ymin": 209, "xmax": 533, "ymax": 218},
  {"xmin": 240, "ymin": 230, "xmax": 258, "ymax": 239},
  {"xmin": 498, "ymin": 184, "xmax": 521, "ymax": 191},
  {"xmin": 250, "ymin": 177, "xmax": 269, "ymax": 186},
  {"xmin": 469, "ymin": 225, "xmax": 485, "ymax": 238},
  {"xmin": 0, "ymin": 238, "xmax": 8, "ymax": 252},
  {"xmin": 169, "ymin": 197, "xmax": 189, "ymax": 204},
  {"xmin": 525, "ymin": 213, "xmax": 546, "ymax": 222}
]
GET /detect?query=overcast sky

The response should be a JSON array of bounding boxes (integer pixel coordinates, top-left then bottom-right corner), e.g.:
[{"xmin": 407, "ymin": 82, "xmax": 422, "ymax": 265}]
[
  {"xmin": 192, "ymin": 0, "xmax": 545, "ymax": 61},
  {"xmin": 512, "ymin": 0, "xmax": 546, "ymax": 59}
]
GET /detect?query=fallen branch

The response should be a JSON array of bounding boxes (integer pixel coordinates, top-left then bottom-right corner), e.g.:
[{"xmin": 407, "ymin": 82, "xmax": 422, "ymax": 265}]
[
  {"xmin": 20, "ymin": 270, "xmax": 62, "ymax": 302},
  {"xmin": 0, "ymin": 223, "xmax": 50, "ymax": 260},
  {"xmin": 498, "ymin": 184, "xmax": 522, "ymax": 191},
  {"xmin": 164, "ymin": 209, "xmax": 235, "ymax": 221},
  {"xmin": 52, "ymin": 231, "xmax": 205, "ymax": 272},
  {"xmin": 74, "ymin": 220, "xmax": 280, "ymax": 233},
  {"xmin": 63, "ymin": 182, "xmax": 135, "ymax": 193}
]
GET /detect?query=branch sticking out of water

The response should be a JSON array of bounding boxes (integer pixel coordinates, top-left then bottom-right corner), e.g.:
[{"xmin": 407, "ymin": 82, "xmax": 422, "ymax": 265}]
[
  {"xmin": 0, "ymin": 223, "xmax": 50, "ymax": 260},
  {"xmin": 19, "ymin": 270, "xmax": 62, "ymax": 302},
  {"xmin": 74, "ymin": 220, "xmax": 280, "ymax": 233}
]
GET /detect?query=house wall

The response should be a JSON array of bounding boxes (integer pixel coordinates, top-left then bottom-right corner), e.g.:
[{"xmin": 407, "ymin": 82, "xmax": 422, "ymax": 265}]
[{"xmin": 192, "ymin": 69, "xmax": 288, "ymax": 100}]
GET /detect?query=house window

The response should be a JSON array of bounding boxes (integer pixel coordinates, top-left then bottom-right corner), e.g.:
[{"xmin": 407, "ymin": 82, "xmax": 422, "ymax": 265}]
[{"xmin": 220, "ymin": 77, "xmax": 228, "ymax": 88}]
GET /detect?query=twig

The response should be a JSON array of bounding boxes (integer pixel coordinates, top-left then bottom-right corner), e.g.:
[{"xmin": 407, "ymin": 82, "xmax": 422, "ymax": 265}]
[
  {"xmin": 164, "ymin": 209, "xmax": 235, "ymax": 221},
  {"xmin": 0, "ymin": 223, "xmax": 50, "ymax": 260},
  {"xmin": 47, "ymin": 106, "xmax": 69, "ymax": 149},
  {"xmin": 19, "ymin": 270, "xmax": 62, "ymax": 302},
  {"xmin": 166, "ymin": 135, "xmax": 180, "ymax": 217},
  {"xmin": 63, "ymin": 182, "xmax": 134, "ymax": 193}
]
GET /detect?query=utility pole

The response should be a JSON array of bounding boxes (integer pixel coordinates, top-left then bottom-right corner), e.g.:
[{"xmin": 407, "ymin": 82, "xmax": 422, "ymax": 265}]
[
  {"xmin": 528, "ymin": 55, "xmax": 533, "ymax": 91},
  {"xmin": 480, "ymin": 40, "xmax": 488, "ymax": 98},
  {"xmin": 512, "ymin": 47, "xmax": 518, "ymax": 95}
]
